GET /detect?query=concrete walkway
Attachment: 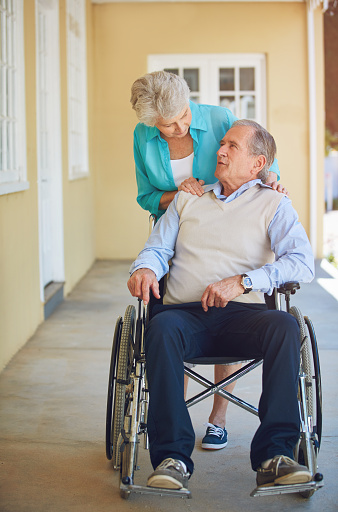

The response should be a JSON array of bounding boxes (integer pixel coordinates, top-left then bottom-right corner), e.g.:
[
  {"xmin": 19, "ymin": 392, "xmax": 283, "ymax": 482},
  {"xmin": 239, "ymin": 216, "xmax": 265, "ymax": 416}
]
[{"xmin": 0, "ymin": 260, "xmax": 337, "ymax": 512}]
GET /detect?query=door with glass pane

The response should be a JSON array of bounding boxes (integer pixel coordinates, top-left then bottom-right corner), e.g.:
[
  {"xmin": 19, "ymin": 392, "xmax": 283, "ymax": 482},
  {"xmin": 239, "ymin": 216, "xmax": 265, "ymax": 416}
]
[
  {"xmin": 149, "ymin": 54, "xmax": 266, "ymax": 126},
  {"xmin": 218, "ymin": 67, "xmax": 256, "ymax": 119},
  {"xmin": 164, "ymin": 67, "xmax": 201, "ymax": 104},
  {"xmin": 36, "ymin": 0, "xmax": 64, "ymax": 292},
  {"xmin": 209, "ymin": 56, "xmax": 265, "ymax": 124}
]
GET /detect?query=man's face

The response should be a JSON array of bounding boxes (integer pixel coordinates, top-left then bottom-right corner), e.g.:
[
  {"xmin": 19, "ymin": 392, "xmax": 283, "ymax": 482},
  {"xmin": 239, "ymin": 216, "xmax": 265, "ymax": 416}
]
[{"xmin": 215, "ymin": 125, "xmax": 257, "ymax": 186}]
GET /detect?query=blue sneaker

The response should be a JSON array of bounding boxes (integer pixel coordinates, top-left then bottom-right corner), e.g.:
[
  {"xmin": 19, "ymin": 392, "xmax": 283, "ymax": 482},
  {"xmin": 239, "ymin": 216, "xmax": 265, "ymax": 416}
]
[{"xmin": 201, "ymin": 423, "xmax": 228, "ymax": 450}]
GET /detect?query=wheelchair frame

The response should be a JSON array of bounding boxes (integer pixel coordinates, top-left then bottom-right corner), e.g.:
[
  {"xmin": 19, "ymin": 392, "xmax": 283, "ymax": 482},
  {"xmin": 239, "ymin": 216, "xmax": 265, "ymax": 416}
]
[{"xmin": 105, "ymin": 283, "xmax": 323, "ymax": 500}]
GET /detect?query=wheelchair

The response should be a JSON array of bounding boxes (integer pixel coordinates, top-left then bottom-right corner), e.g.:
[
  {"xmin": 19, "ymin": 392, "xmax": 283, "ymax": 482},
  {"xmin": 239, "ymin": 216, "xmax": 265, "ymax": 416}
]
[{"xmin": 105, "ymin": 280, "xmax": 324, "ymax": 500}]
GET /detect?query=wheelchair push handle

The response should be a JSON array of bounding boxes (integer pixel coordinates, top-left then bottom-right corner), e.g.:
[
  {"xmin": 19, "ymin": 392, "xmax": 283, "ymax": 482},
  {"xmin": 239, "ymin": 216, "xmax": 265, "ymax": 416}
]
[{"xmin": 277, "ymin": 282, "xmax": 300, "ymax": 313}]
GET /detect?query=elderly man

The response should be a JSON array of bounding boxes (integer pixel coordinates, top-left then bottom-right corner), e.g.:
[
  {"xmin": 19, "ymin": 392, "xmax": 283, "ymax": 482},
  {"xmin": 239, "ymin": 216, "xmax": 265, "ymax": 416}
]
[{"xmin": 127, "ymin": 120, "xmax": 314, "ymax": 491}]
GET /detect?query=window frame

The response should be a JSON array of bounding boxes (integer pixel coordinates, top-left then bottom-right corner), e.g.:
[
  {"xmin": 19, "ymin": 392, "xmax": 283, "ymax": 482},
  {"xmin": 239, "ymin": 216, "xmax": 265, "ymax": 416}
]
[{"xmin": 0, "ymin": 0, "xmax": 28, "ymax": 196}]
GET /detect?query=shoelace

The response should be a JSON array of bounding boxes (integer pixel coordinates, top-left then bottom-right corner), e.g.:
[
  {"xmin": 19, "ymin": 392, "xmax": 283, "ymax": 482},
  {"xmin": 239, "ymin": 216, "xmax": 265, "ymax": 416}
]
[
  {"xmin": 157, "ymin": 458, "xmax": 187, "ymax": 474},
  {"xmin": 260, "ymin": 455, "xmax": 297, "ymax": 473},
  {"xmin": 273, "ymin": 455, "xmax": 296, "ymax": 471},
  {"xmin": 204, "ymin": 422, "xmax": 225, "ymax": 438}
]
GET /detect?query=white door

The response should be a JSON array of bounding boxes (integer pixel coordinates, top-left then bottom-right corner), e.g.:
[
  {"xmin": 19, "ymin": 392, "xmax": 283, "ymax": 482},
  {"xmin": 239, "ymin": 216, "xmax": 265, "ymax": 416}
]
[
  {"xmin": 148, "ymin": 53, "xmax": 267, "ymax": 126},
  {"xmin": 36, "ymin": 0, "xmax": 64, "ymax": 296}
]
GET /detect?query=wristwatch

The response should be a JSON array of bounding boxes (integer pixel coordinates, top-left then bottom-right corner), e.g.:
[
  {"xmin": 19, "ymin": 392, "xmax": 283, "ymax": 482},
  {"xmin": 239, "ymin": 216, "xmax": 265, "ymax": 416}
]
[{"xmin": 241, "ymin": 274, "xmax": 253, "ymax": 294}]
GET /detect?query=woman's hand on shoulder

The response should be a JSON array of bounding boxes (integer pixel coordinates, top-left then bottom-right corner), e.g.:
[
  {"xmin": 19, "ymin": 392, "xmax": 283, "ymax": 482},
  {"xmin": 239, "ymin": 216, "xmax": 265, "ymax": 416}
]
[
  {"xmin": 266, "ymin": 171, "xmax": 289, "ymax": 196},
  {"xmin": 268, "ymin": 181, "xmax": 289, "ymax": 196},
  {"xmin": 178, "ymin": 178, "xmax": 205, "ymax": 197}
]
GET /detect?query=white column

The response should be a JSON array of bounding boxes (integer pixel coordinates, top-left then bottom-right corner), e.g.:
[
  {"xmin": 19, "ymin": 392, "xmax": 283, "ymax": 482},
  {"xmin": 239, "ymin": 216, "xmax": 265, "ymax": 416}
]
[{"xmin": 307, "ymin": 5, "xmax": 317, "ymax": 255}]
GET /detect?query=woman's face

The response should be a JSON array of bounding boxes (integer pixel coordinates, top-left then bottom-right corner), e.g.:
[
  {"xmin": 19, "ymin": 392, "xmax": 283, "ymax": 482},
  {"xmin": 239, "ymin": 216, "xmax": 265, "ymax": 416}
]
[{"xmin": 155, "ymin": 106, "xmax": 192, "ymax": 138}]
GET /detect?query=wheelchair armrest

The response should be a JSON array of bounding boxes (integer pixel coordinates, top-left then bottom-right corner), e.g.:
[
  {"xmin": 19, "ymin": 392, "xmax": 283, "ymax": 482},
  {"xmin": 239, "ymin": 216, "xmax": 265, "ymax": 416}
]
[
  {"xmin": 277, "ymin": 282, "xmax": 300, "ymax": 295},
  {"xmin": 146, "ymin": 275, "xmax": 166, "ymax": 322}
]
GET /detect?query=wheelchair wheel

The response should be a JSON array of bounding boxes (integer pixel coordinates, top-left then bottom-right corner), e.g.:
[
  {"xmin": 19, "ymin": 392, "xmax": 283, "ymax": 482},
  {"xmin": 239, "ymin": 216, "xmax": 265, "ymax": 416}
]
[
  {"xmin": 112, "ymin": 305, "xmax": 136, "ymax": 469},
  {"xmin": 119, "ymin": 339, "xmax": 146, "ymax": 497},
  {"xmin": 304, "ymin": 315, "xmax": 322, "ymax": 446},
  {"xmin": 105, "ymin": 316, "xmax": 122, "ymax": 460},
  {"xmin": 291, "ymin": 306, "xmax": 322, "ymax": 497}
]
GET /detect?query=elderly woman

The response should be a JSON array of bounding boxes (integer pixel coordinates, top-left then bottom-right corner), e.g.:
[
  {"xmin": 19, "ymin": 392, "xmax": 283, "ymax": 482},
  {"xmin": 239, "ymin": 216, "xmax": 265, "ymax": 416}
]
[{"xmin": 130, "ymin": 71, "xmax": 284, "ymax": 451}]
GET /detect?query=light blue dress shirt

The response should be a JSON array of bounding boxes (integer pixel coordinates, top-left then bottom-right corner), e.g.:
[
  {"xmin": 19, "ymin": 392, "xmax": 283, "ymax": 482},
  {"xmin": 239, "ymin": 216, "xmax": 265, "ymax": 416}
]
[
  {"xmin": 130, "ymin": 180, "xmax": 315, "ymax": 296},
  {"xmin": 133, "ymin": 101, "xmax": 280, "ymax": 218}
]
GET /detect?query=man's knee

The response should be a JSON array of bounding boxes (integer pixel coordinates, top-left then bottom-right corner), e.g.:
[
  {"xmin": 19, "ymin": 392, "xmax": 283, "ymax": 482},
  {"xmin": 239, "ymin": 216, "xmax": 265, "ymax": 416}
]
[
  {"xmin": 266, "ymin": 310, "xmax": 299, "ymax": 334},
  {"xmin": 260, "ymin": 310, "xmax": 300, "ymax": 354}
]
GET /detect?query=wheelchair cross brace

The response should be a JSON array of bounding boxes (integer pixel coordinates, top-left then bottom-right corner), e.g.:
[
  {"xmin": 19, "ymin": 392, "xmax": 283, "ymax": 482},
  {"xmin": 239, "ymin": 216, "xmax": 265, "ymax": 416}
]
[{"xmin": 184, "ymin": 359, "xmax": 263, "ymax": 416}]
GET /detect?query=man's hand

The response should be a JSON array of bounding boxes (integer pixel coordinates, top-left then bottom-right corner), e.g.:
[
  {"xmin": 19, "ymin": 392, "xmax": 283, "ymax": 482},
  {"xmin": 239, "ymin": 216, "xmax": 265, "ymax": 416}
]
[
  {"xmin": 127, "ymin": 268, "xmax": 160, "ymax": 305},
  {"xmin": 200, "ymin": 275, "xmax": 244, "ymax": 312},
  {"xmin": 178, "ymin": 177, "xmax": 205, "ymax": 197}
]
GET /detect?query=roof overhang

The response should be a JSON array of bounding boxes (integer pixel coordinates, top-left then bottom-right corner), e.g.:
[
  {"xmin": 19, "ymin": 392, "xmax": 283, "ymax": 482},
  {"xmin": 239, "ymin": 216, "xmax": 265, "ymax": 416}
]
[{"xmin": 92, "ymin": 0, "xmax": 327, "ymax": 8}]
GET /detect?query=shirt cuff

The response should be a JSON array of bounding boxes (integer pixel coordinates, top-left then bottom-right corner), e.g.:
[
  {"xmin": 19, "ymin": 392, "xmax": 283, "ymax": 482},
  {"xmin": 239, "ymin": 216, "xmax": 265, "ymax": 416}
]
[
  {"xmin": 246, "ymin": 268, "xmax": 272, "ymax": 294},
  {"xmin": 129, "ymin": 263, "xmax": 162, "ymax": 281}
]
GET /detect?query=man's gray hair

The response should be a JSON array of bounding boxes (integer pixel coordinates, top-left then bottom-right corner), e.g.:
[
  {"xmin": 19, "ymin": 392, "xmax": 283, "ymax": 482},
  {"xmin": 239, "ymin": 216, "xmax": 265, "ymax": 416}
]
[
  {"xmin": 130, "ymin": 71, "xmax": 191, "ymax": 127},
  {"xmin": 232, "ymin": 119, "xmax": 277, "ymax": 183}
]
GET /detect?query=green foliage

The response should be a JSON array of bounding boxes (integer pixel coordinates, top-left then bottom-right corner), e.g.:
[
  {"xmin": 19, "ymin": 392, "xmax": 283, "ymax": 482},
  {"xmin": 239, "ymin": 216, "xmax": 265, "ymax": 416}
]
[
  {"xmin": 327, "ymin": 252, "xmax": 338, "ymax": 269},
  {"xmin": 325, "ymin": 128, "xmax": 338, "ymax": 156},
  {"xmin": 325, "ymin": 198, "xmax": 338, "ymax": 211}
]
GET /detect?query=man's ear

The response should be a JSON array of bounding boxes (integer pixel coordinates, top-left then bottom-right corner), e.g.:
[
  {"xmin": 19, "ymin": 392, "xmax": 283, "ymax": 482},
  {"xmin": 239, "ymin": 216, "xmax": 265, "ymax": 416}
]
[{"xmin": 251, "ymin": 155, "xmax": 266, "ymax": 177}]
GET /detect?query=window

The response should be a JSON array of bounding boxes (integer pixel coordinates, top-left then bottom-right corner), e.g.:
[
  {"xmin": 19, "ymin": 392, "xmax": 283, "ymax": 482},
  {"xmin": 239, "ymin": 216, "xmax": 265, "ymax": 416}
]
[
  {"xmin": 0, "ymin": 0, "xmax": 28, "ymax": 195},
  {"xmin": 148, "ymin": 54, "xmax": 267, "ymax": 126},
  {"xmin": 66, "ymin": 0, "xmax": 88, "ymax": 179}
]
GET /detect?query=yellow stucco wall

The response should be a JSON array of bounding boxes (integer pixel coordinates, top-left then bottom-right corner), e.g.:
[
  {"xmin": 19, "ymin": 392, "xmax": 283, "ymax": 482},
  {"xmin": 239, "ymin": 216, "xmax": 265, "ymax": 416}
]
[
  {"xmin": 0, "ymin": 0, "xmax": 96, "ymax": 370},
  {"xmin": 0, "ymin": 3, "xmax": 42, "ymax": 370},
  {"xmin": 92, "ymin": 1, "xmax": 324, "ymax": 259}
]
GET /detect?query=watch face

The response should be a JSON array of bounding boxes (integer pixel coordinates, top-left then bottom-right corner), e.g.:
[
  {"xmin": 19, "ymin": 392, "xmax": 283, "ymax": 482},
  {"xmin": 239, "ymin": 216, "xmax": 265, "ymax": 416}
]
[{"xmin": 243, "ymin": 276, "xmax": 252, "ymax": 289}]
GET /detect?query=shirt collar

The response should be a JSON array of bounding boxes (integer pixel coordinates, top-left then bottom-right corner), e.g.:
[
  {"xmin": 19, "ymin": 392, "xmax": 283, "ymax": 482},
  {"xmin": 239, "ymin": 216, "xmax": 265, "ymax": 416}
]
[
  {"xmin": 205, "ymin": 179, "xmax": 263, "ymax": 200},
  {"xmin": 146, "ymin": 125, "xmax": 160, "ymax": 142},
  {"xmin": 145, "ymin": 100, "xmax": 208, "ymax": 142},
  {"xmin": 189, "ymin": 101, "xmax": 208, "ymax": 132}
]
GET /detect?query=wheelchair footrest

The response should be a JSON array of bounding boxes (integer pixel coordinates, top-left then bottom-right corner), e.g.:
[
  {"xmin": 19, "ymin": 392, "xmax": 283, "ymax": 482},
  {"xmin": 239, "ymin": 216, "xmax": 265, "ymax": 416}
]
[
  {"xmin": 250, "ymin": 480, "xmax": 324, "ymax": 497},
  {"xmin": 120, "ymin": 483, "xmax": 192, "ymax": 499}
]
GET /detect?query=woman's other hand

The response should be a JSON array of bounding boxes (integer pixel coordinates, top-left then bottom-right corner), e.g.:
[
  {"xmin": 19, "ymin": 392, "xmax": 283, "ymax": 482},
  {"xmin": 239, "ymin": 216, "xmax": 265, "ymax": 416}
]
[{"xmin": 178, "ymin": 178, "xmax": 205, "ymax": 196}]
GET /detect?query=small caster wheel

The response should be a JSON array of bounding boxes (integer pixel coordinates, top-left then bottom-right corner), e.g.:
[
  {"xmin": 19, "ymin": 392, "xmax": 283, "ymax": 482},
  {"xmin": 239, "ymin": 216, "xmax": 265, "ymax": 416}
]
[{"xmin": 314, "ymin": 473, "xmax": 324, "ymax": 482}]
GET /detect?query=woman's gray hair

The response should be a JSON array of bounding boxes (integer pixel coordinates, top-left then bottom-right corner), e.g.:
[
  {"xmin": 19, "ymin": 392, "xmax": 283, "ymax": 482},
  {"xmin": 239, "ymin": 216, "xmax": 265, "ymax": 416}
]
[
  {"xmin": 232, "ymin": 119, "xmax": 276, "ymax": 183},
  {"xmin": 130, "ymin": 71, "xmax": 190, "ymax": 126}
]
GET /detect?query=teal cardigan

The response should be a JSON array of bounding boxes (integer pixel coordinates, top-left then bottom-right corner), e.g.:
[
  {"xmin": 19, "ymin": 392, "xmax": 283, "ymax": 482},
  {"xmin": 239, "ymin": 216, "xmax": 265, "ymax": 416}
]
[{"xmin": 133, "ymin": 101, "xmax": 280, "ymax": 218}]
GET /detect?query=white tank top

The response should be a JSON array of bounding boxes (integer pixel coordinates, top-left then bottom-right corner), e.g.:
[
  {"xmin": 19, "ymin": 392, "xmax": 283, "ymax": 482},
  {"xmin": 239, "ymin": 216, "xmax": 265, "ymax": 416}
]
[{"xmin": 170, "ymin": 153, "xmax": 194, "ymax": 187}]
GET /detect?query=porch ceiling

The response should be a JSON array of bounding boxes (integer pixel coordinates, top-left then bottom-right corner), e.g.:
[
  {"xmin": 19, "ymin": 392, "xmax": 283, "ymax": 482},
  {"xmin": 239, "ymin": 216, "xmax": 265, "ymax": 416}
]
[
  {"xmin": 92, "ymin": 0, "xmax": 305, "ymax": 3},
  {"xmin": 91, "ymin": 0, "xmax": 326, "ymax": 11}
]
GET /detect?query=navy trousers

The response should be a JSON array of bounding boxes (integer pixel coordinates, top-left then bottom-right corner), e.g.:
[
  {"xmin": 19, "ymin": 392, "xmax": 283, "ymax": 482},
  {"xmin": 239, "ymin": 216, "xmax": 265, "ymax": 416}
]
[{"xmin": 145, "ymin": 301, "xmax": 301, "ymax": 475}]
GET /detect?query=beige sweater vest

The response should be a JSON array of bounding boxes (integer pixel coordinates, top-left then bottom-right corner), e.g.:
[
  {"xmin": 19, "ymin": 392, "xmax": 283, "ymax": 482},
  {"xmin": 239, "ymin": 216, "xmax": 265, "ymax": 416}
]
[{"xmin": 164, "ymin": 184, "xmax": 284, "ymax": 305}]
